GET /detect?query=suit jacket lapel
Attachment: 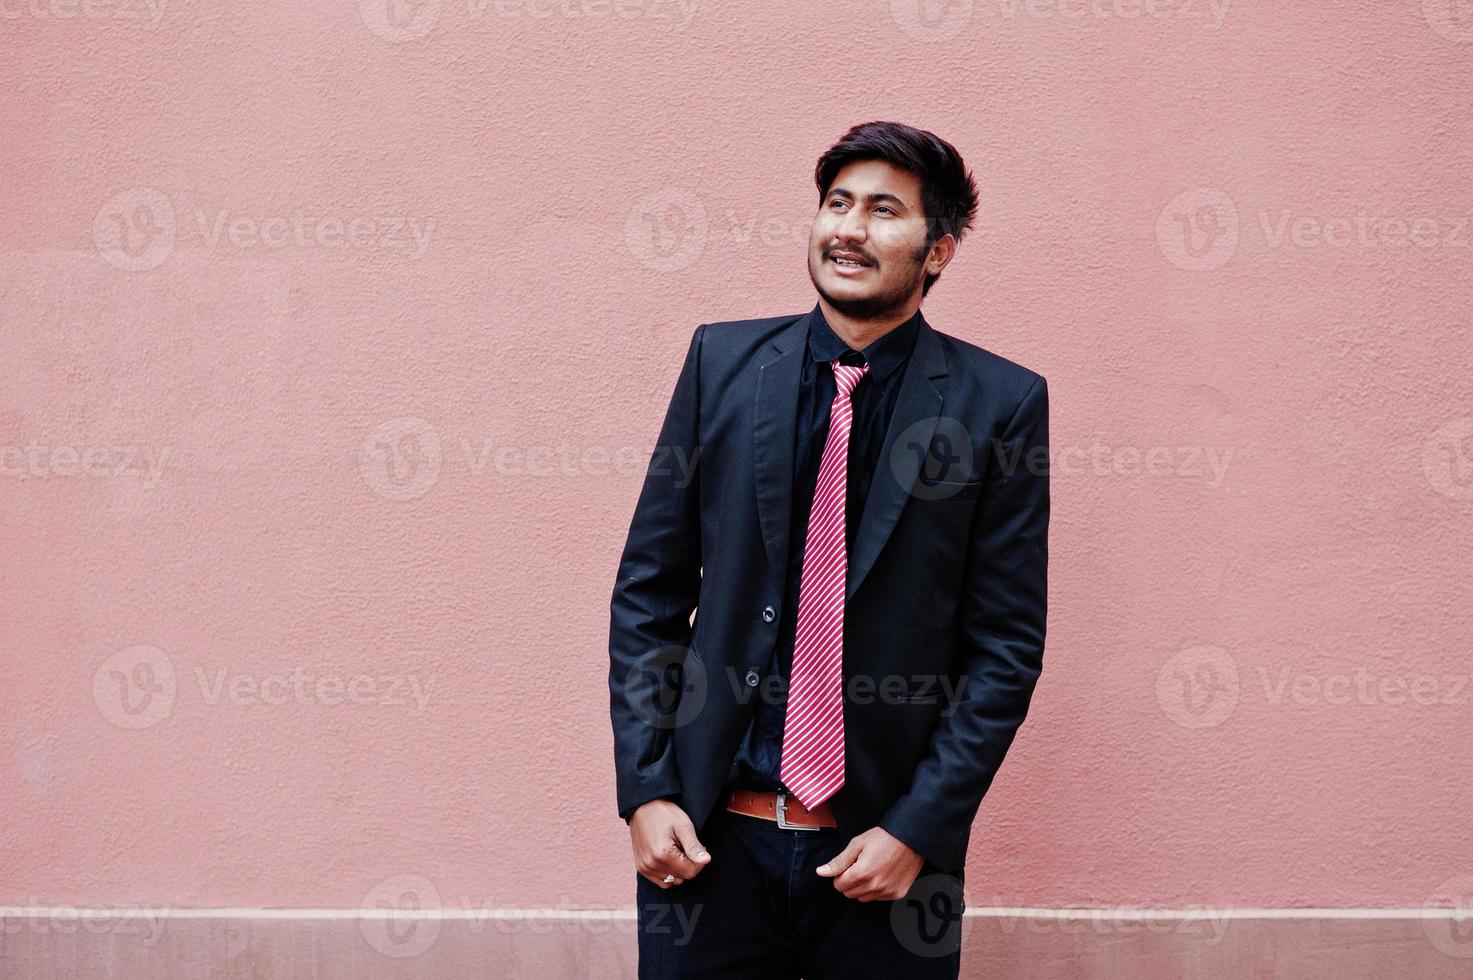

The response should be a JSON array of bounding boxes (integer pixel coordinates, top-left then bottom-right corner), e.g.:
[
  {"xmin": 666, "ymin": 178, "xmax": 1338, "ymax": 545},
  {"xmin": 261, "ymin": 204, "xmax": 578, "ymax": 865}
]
[
  {"xmin": 847, "ymin": 314, "xmax": 948, "ymax": 600},
  {"xmin": 752, "ymin": 308, "xmax": 951, "ymax": 600},
  {"xmin": 752, "ymin": 312, "xmax": 810, "ymax": 585}
]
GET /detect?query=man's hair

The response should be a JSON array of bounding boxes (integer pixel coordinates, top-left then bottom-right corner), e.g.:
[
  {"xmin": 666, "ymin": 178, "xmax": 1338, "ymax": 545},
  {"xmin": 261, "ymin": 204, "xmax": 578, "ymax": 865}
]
[{"xmin": 813, "ymin": 120, "xmax": 979, "ymax": 297}]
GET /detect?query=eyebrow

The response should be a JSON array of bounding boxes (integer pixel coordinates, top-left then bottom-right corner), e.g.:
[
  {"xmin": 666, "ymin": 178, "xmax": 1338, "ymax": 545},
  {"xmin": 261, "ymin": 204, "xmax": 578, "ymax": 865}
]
[{"xmin": 827, "ymin": 186, "xmax": 910, "ymax": 209}]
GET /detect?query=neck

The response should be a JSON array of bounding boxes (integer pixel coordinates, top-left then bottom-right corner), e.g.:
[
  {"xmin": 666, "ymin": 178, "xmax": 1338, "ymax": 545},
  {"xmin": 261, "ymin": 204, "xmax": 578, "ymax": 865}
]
[{"xmin": 817, "ymin": 296, "xmax": 920, "ymax": 351}]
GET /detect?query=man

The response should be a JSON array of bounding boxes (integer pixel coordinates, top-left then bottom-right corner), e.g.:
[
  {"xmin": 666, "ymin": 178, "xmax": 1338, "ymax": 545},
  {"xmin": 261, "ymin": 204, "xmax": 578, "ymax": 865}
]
[{"xmin": 609, "ymin": 120, "xmax": 1049, "ymax": 978}]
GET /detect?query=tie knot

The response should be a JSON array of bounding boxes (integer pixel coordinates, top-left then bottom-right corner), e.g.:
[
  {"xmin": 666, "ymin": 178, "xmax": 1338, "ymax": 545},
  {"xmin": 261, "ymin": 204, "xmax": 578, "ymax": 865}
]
[{"xmin": 831, "ymin": 359, "xmax": 870, "ymax": 398}]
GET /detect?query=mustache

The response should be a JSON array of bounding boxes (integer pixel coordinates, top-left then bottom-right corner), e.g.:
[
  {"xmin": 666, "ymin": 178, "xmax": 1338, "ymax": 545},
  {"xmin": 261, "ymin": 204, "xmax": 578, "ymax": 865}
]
[{"xmin": 824, "ymin": 248, "xmax": 874, "ymax": 264}]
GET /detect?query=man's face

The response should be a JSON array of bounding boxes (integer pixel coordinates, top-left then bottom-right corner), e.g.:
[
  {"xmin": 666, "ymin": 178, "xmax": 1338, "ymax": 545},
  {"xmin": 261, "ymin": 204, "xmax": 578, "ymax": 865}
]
[{"xmin": 808, "ymin": 159, "xmax": 934, "ymax": 320}]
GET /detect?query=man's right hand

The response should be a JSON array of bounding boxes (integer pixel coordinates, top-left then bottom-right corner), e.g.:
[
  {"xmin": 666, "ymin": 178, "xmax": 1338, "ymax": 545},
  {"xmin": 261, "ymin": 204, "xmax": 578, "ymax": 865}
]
[{"xmin": 629, "ymin": 798, "xmax": 711, "ymax": 888}]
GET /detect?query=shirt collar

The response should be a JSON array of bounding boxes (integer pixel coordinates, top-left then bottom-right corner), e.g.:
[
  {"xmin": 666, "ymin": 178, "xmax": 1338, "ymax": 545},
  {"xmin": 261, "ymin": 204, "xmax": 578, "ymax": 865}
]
[{"xmin": 806, "ymin": 303, "xmax": 921, "ymax": 383}]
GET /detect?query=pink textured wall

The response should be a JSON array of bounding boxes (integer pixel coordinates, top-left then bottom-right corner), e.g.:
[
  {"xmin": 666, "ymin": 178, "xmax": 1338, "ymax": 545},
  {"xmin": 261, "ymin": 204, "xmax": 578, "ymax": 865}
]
[{"xmin": 3, "ymin": 0, "xmax": 1472, "ymax": 923}]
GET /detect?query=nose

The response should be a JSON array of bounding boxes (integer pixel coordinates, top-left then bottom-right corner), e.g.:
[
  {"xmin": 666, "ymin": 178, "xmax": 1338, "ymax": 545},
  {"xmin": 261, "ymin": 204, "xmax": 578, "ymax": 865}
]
[{"xmin": 834, "ymin": 205, "xmax": 868, "ymax": 244}]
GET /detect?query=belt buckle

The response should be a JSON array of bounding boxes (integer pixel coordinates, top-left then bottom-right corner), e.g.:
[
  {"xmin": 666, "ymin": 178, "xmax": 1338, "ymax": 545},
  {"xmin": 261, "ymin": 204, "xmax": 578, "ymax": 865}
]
[{"xmin": 775, "ymin": 790, "xmax": 821, "ymax": 831}]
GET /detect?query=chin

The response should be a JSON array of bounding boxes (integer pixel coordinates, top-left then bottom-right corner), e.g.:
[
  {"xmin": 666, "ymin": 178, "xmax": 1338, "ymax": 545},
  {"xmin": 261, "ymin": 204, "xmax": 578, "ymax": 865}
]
[{"xmin": 826, "ymin": 273, "xmax": 876, "ymax": 294}]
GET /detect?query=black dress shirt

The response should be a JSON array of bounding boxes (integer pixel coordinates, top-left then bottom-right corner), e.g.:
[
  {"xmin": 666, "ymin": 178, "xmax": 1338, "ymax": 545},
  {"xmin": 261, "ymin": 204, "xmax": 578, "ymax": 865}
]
[{"xmin": 723, "ymin": 303, "xmax": 921, "ymax": 795}]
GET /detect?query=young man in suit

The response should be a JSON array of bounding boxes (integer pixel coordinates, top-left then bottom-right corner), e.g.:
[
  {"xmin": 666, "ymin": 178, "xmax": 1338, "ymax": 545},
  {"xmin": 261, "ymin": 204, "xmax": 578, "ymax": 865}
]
[{"xmin": 609, "ymin": 120, "xmax": 1050, "ymax": 979}]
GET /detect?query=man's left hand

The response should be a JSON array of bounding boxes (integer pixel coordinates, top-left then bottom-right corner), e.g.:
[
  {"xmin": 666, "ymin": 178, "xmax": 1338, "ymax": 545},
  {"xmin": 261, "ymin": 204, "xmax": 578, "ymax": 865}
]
[{"xmin": 815, "ymin": 826, "xmax": 924, "ymax": 901}]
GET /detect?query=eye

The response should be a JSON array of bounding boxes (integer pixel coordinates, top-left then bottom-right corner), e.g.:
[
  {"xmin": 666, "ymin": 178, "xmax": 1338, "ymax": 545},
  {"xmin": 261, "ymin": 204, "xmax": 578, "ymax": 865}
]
[{"xmin": 875, "ymin": 206, "xmax": 895, "ymax": 215}]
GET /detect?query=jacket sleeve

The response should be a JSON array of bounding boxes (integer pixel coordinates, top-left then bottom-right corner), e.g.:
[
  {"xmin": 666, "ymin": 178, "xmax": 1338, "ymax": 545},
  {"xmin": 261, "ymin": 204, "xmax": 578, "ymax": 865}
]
[
  {"xmin": 608, "ymin": 323, "xmax": 706, "ymax": 822},
  {"xmin": 878, "ymin": 374, "xmax": 1049, "ymax": 872}
]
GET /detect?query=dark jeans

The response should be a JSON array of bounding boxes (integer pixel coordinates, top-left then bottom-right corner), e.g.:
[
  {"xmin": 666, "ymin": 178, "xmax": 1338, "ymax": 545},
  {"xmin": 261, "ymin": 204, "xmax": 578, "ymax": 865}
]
[{"xmin": 634, "ymin": 803, "xmax": 964, "ymax": 979}]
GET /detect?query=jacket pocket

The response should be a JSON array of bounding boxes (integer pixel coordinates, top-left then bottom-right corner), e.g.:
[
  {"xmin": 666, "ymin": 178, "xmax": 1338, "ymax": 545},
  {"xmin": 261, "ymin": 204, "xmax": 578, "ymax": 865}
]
[
  {"xmin": 918, "ymin": 478, "xmax": 982, "ymax": 502},
  {"xmin": 894, "ymin": 691, "xmax": 941, "ymax": 704}
]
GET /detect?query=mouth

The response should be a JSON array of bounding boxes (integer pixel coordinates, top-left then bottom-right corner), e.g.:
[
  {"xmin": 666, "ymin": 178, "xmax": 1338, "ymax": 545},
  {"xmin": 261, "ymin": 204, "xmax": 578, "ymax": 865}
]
[{"xmin": 827, "ymin": 251, "xmax": 872, "ymax": 276}]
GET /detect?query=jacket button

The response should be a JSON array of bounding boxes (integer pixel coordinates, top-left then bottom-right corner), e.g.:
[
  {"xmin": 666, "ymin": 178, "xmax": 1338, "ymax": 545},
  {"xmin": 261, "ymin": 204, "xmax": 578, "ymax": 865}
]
[
  {"xmin": 745, "ymin": 669, "xmax": 760, "ymax": 687},
  {"xmin": 762, "ymin": 605, "xmax": 776, "ymax": 623}
]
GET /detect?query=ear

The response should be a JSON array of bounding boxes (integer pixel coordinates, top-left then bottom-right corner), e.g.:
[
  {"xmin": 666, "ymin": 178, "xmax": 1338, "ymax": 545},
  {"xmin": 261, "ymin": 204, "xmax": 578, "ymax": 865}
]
[{"xmin": 927, "ymin": 232, "xmax": 958, "ymax": 277}]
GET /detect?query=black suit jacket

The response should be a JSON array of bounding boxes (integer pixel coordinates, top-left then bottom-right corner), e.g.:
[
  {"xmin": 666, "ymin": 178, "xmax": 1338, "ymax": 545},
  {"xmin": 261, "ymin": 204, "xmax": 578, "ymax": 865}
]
[{"xmin": 608, "ymin": 305, "xmax": 1049, "ymax": 875}]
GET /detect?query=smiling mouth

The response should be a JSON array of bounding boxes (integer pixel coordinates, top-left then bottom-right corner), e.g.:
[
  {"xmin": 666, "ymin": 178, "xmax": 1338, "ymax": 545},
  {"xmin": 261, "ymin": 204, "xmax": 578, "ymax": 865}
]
[{"xmin": 829, "ymin": 254, "xmax": 871, "ymax": 270}]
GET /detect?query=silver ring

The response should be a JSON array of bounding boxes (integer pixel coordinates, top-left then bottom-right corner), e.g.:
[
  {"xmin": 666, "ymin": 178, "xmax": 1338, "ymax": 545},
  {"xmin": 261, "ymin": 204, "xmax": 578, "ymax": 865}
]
[{"xmin": 662, "ymin": 874, "xmax": 676, "ymax": 884}]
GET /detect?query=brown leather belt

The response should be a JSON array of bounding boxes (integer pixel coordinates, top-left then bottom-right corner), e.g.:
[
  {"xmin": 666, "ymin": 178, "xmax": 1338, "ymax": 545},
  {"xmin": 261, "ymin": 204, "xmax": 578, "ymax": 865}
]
[{"xmin": 725, "ymin": 788, "xmax": 837, "ymax": 830}]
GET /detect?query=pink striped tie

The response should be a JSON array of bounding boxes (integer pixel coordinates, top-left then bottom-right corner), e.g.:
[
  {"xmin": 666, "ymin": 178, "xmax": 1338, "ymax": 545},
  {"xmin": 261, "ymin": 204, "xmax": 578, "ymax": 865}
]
[{"xmin": 780, "ymin": 358, "xmax": 870, "ymax": 810}]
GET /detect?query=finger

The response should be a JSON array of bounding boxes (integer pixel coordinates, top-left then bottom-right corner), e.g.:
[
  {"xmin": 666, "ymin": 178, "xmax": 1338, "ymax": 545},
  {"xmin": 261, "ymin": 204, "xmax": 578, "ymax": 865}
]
[
  {"xmin": 833, "ymin": 852, "xmax": 874, "ymax": 891},
  {"xmin": 644, "ymin": 838, "xmax": 700, "ymax": 882},
  {"xmin": 662, "ymin": 819, "xmax": 706, "ymax": 878},
  {"xmin": 816, "ymin": 841, "xmax": 862, "ymax": 878},
  {"xmin": 639, "ymin": 868, "xmax": 684, "ymax": 889},
  {"xmin": 836, "ymin": 875, "xmax": 886, "ymax": 902},
  {"xmin": 674, "ymin": 824, "xmax": 712, "ymax": 870}
]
